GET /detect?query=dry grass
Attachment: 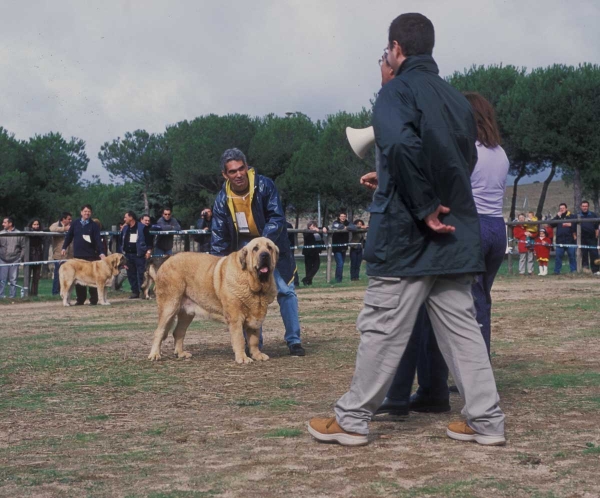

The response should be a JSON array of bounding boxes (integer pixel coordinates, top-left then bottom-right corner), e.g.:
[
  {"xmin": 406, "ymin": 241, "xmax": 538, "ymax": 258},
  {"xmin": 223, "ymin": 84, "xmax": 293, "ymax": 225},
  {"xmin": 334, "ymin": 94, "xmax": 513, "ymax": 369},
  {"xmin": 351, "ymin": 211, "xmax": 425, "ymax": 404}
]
[{"xmin": 1, "ymin": 273, "xmax": 599, "ymax": 497}]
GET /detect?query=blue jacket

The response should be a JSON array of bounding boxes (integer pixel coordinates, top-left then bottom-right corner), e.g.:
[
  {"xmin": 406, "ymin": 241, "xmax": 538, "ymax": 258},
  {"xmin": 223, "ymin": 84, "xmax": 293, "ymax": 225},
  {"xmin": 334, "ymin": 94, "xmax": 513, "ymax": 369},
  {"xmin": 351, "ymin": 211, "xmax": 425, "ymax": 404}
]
[
  {"xmin": 578, "ymin": 211, "xmax": 598, "ymax": 239},
  {"xmin": 121, "ymin": 222, "xmax": 149, "ymax": 257},
  {"xmin": 63, "ymin": 219, "xmax": 105, "ymax": 260},
  {"xmin": 210, "ymin": 171, "xmax": 296, "ymax": 283},
  {"xmin": 553, "ymin": 212, "xmax": 576, "ymax": 244}
]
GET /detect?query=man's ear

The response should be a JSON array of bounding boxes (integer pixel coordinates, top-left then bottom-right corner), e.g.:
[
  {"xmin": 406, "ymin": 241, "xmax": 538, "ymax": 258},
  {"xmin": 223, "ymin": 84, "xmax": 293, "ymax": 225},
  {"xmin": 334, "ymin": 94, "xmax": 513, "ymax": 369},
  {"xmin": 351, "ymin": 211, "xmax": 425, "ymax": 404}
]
[{"xmin": 239, "ymin": 247, "xmax": 247, "ymax": 270}]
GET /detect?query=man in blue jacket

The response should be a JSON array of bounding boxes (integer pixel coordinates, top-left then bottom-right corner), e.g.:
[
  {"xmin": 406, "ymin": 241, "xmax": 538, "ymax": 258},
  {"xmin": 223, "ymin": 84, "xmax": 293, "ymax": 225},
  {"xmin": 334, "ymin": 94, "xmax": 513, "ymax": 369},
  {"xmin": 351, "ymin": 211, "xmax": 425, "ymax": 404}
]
[
  {"xmin": 578, "ymin": 201, "xmax": 599, "ymax": 274},
  {"xmin": 553, "ymin": 203, "xmax": 577, "ymax": 274},
  {"xmin": 122, "ymin": 211, "xmax": 150, "ymax": 299},
  {"xmin": 62, "ymin": 204, "xmax": 106, "ymax": 305},
  {"xmin": 308, "ymin": 13, "xmax": 505, "ymax": 446},
  {"xmin": 211, "ymin": 148, "xmax": 305, "ymax": 356}
]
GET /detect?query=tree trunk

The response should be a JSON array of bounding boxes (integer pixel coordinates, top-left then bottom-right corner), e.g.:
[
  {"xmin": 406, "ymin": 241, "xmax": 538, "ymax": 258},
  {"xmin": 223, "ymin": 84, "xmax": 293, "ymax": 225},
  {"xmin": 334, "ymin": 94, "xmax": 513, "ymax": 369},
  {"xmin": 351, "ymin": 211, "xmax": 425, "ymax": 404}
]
[
  {"xmin": 573, "ymin": 166, "xmax": 583, "ymax": 211},
  {"xmin": 295, "ymin": 211, "xmax": 300, "ymax": 229},
  {"xmin": 535, "ymin": 163, "xmax": 557, "ymax": 219},
  {"xmin": 592, "ymin": 190, "xmax": 600, "ymax": 213},
  {"xmin": 509, "ymin": 163, "xmax": 527, "ymax": 220},
  {"xmin": 143, "ymin": 189, "xmax": 149, "ymax": 215}
]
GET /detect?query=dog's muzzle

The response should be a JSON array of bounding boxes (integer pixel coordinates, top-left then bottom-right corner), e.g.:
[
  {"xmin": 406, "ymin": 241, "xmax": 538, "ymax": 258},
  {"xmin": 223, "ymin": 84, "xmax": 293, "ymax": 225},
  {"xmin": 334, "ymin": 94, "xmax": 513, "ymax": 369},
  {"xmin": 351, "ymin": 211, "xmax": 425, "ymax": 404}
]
[{"xmin": 257, "ymin": 251, "xmax": 272, "ymax": 280}]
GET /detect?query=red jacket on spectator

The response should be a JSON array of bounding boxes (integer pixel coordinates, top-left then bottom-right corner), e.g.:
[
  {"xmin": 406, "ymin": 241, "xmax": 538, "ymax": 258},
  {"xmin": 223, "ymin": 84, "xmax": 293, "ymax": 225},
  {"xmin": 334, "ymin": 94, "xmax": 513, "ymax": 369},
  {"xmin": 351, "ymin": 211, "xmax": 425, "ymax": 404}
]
[
  {"xmin": 513, "ymin": 225, "xmax": 529, "ymax": 254},
  {"xmin": 534, "ymin": 235, "xmax": 552, "ymax": 262}
]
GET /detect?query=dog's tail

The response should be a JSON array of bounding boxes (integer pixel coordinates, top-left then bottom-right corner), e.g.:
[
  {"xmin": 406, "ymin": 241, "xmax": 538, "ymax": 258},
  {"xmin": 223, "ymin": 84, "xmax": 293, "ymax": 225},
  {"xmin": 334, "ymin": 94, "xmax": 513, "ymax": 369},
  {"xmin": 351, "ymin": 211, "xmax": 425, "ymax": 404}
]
[{"xmin": 141, "ymin": 256, "xmax": 170, "ymax": 298}]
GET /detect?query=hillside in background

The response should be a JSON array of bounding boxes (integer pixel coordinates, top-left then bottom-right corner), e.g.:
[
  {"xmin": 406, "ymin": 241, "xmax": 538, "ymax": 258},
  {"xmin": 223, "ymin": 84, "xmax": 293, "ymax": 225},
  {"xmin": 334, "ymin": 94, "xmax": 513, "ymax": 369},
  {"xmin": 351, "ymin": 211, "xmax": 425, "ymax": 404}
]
[{"xmin": 503, "ymin": 180, "xmax": 575, "ymax": 220}]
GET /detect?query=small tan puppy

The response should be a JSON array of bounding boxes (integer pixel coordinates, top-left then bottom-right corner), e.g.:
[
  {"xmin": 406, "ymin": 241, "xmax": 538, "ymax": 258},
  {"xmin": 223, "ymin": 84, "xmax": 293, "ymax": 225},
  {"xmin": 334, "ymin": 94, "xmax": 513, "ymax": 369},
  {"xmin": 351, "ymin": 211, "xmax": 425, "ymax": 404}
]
[
  {"xmin": 148, "ymin": 237, "xmax": 278, "ymax": 364},
  {"xmin": 59, "ymin": 253, "xmax": 125, "ymax": 306}
]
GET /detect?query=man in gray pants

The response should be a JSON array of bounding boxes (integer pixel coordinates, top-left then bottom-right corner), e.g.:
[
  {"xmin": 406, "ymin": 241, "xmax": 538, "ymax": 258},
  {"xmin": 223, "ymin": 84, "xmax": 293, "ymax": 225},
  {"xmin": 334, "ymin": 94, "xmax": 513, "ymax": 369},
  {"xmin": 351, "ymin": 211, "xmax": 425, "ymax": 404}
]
[{"xmin": 308, "ymin": 13, "xmax": 505, "ymax": 447}]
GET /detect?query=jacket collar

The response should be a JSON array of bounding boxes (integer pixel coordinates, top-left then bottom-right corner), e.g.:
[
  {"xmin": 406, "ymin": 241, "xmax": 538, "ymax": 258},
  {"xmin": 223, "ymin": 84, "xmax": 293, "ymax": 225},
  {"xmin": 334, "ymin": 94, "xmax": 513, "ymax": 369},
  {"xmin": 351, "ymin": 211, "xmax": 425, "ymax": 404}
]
[{"xmin": 396, "ymin": 54, "xmax": 439, "ymax": 77}]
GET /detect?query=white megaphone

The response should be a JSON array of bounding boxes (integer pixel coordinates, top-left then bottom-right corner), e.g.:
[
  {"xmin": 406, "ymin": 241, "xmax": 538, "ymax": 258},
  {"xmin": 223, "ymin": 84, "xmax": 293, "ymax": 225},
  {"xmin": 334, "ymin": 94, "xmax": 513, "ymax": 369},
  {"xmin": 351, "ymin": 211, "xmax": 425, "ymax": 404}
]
[{"xmin": 346, "ymin": 126, "xmax": 375, "ymax": 159}]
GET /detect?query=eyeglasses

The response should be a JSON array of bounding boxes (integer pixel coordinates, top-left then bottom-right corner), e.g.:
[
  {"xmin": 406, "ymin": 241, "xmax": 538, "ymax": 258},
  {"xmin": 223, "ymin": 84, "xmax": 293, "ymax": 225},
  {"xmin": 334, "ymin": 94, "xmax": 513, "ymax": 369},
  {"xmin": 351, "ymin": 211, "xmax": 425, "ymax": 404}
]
[{"xmin": 378, "ymin": 48, "xmax": 389, "ymax": 67}]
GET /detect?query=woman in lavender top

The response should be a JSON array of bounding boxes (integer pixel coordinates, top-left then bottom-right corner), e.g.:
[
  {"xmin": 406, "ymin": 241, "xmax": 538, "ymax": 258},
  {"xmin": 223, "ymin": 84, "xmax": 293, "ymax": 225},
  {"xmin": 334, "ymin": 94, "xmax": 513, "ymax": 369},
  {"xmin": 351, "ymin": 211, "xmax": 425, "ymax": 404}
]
[{"xmin": 464, "ymin": 92, "xmax": 510, "ymax": 353}]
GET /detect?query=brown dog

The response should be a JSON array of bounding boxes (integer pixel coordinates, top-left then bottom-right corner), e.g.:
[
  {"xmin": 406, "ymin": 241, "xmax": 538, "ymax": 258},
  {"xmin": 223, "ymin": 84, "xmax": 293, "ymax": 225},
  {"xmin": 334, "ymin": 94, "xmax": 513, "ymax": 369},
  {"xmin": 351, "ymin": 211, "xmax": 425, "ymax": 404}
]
[
  {"xmin": 148, "ymin": 237, "xmax": 278, "ymax": 364},
  {"xmin": 59, "ymin": 253, "xmax": 126, "ymax": 306}
]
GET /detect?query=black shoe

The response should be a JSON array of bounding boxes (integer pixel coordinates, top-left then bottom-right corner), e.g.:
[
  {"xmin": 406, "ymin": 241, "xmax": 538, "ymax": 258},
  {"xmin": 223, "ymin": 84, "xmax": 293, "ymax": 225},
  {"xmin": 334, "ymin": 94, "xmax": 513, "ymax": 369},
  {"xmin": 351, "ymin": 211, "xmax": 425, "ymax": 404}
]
[
  {"xmin": 448, "ymin": 385, "xmax": 459, "ymax": 393},
  {"xmin": 129, "ymin": 294, "xmax": 140, "ymax": 299},
  {"xmin": 374, "ymin": 397, "xmax": 409, "ymax": 417},
  {"xmin": 289, "ymin": 343, "xmax": 305, "ymax": 356},
  {"xmin": 409, "ymin": 393, "xmax": 451, "ymax": 413},
  {"xmin": 89, "ymin": 302, "xmax": 98, "ymax": 306},
  {"xmin": 74, "ymin": 302, "xmax": 85, "ymax": 306}
]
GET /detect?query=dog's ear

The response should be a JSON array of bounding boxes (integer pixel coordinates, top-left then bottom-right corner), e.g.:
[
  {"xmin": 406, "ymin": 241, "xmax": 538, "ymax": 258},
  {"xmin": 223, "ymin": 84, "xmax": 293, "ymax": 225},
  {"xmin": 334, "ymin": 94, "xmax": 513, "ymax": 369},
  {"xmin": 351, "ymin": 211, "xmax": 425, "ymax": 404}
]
[
  {"xmin": 239, "ymin": 247, "xmax": 248, "ymax": 270},
  {"xmin": 271, "ymin": 244, "xmax": 279, "ymax": 268}
]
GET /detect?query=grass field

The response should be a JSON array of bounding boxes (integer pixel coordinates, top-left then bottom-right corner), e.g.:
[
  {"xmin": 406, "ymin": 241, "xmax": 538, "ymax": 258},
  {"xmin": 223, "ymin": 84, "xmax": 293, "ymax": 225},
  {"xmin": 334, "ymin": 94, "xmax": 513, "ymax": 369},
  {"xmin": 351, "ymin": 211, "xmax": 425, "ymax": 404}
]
[{"xmin": 1, "ymin": 261, "xmax": 600, "ymax": 497}]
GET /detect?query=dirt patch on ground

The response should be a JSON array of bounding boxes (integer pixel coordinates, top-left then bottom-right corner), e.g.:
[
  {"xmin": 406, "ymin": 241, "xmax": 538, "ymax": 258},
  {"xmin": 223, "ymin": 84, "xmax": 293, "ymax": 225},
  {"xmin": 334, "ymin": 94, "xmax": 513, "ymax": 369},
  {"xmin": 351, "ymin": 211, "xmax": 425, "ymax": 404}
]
[{"xmin": 1, "ymin": 275, "xmax": 599, "ymax": 497}]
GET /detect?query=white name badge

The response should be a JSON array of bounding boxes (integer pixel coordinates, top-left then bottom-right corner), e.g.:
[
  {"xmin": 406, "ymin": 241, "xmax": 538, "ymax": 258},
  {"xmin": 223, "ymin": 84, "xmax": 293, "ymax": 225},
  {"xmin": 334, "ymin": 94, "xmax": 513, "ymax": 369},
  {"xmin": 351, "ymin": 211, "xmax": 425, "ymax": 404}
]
[
  {"xmin": 235, "ymin": 212, "xmax": 250, "ymax": 234},
  {"xmin": 82, "ymin": 235, "xmax": 91, "ymax": 243},
  {"xmin": 130, "ymin": 233, "xmax": 138, "ymax": 243}
]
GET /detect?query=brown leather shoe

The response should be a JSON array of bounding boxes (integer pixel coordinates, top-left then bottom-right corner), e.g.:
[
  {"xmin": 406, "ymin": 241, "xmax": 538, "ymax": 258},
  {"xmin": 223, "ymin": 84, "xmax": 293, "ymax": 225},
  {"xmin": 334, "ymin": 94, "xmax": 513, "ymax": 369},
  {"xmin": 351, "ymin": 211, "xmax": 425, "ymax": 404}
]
[
  {"xmin": 307, "ymin": 416, "xmax": 368, "ymax": 446},
  {"xmin": 447, "ymin": 421, "xmax": 506, "ymax": 446}
]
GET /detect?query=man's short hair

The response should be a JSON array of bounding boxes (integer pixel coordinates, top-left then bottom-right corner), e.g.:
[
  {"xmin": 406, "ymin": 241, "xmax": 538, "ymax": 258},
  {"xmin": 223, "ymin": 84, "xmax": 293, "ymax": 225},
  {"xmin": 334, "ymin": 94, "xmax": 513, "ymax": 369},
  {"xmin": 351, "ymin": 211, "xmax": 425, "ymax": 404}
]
[
  {"xmin": 220, "ymin": 148, "xmax": 248, "ymax": 172},
  {"xmin": 354, "ymin": 219, "xmax": 364, "ymax": 225},
  {"xmin": 559, "ymin": 203, "xmax": 568, "ymax": 208},
  {"xmin": 389, "ymin": 13, "xmax": 435, "ymax": 57},
  {"xmin": 581, "ymin": 200, "xmax": 589, "ymax": 205},
  {"xmin": 141, "ymin": 214, "xmax": 150, "ymax": 220},
  {"xmin": 60, "ymin": 211, "xmax": 72, "ymax": 221},
  {"xmin": 81, "ymin": 204, "xmax": 93, "ymax": 212},
  {"xmin": 307, "ymin": 220, "xmax": 317, "ymax": 229},
  {"xmin": 125, "ymin": 211, "xmax": 137, "ymax": 221},
  {"xmin": 3, "ymin": 216, "xmax": 15, "ymax": 226},
  {"xmin": 162, "ymin": 207, "xmax": 172, "ymax": 213}
]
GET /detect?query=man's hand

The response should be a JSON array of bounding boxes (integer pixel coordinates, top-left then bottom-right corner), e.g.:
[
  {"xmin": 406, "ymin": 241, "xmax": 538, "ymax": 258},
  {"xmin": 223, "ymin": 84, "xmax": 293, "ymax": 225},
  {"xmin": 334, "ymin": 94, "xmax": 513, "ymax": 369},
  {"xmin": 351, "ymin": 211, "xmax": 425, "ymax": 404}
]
[
  {"xmin": 61, "ymin": 249, "xmax": 66, "ymax": 256},
  {"xmin": 145, "ymin": 250, "xmax": 151, "ymax": 259},
  {"xmin": 322, "ymin": 227, "xmax": 328, "ymax": 233},
  {"xmin": 424, "ymin": 205, "xmax": 455, "ymax": 234},
  {"xmin": 100, "ymin": 254, "xmax": 106, "ymax": 260},
  {"xmin": 360, "ymin": 172, "xmax": 378, "ymax": 191}
]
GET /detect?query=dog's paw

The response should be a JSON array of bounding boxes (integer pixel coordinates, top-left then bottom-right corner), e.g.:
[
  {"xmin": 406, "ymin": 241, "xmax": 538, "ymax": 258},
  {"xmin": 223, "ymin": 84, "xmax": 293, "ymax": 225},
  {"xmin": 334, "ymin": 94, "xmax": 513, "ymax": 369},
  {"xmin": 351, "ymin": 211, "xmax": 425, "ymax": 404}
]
[
  {"xmin": 148, "ymin": 351, "xmax": 162, "ymax": 361},
  {"xmin": 100, "ymin": 301, "xmax": 111, "ymax": 306},
  {"xmin": 175, "ymin": 351, "xmax": 192, "ymax": 359},
  {"xmin": 235, "ymin": 354, "xmax": 254, "ymax": 365},
  {"xmin": 251, "ymin": 352, "xmax": 270, "ymax": 362},
  {"xmin": 63, "ymin": 302, "xmax": 71, "ymax": 307}
]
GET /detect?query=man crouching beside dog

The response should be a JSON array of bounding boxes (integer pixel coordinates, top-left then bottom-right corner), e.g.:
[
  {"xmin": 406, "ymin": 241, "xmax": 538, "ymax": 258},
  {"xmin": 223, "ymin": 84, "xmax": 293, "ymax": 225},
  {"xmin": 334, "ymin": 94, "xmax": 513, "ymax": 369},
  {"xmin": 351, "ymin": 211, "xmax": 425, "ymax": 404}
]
[
  {"xmin": 61, "ymin": 204, "xmax": 106, "ymax": 305},
  {"xmin": 147, "ymin": 148, "xmax": 305, "ymax": 364}
]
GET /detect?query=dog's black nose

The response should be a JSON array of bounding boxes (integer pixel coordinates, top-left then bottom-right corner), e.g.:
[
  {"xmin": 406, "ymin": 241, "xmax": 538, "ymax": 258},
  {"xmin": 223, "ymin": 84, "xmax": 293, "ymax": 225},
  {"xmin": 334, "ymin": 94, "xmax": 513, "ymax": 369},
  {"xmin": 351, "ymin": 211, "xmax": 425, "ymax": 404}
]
[{"xmin": 259, "ymin": 251, "xmax": 271, "ymax": 266}]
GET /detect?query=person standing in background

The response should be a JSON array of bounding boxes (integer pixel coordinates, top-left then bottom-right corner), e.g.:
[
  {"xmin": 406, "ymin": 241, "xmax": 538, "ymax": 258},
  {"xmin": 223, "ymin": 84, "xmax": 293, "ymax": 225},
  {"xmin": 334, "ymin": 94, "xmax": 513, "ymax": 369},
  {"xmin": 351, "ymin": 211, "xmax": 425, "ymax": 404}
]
[{"xmin": 49, "ymin": 212, "xmax": 73, "ymax": 296}]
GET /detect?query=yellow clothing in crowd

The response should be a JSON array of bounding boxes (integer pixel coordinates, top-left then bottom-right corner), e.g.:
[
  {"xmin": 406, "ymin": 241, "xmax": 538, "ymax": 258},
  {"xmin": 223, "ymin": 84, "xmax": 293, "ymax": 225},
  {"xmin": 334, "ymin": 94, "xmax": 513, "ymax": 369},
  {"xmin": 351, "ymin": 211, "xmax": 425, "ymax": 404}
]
[{"xmin": 226, "ymin": 167, "xmax": 260, "ymax": 237}]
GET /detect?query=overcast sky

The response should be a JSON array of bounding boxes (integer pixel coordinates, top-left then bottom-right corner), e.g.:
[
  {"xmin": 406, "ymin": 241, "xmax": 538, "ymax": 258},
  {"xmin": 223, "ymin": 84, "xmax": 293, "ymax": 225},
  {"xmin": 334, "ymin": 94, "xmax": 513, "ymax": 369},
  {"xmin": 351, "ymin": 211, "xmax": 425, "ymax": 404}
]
[{"xmin": 1, "ymin": 0, "xmax": 598, "ymax": 182}]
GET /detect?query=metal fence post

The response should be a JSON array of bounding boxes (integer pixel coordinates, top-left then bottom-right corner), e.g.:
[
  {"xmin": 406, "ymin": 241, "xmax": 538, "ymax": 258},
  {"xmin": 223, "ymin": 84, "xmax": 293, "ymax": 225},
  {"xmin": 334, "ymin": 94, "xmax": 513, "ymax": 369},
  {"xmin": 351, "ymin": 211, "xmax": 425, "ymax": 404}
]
[
  {"xmin": 576, "ymin": 216, "xmax": 582, "ymax": 273},
  {"xmin": 22, "ymin": 236, "xmax": 30, "ymax": 297},
  {"xmin": 507, "ymin": 224, "xmax": 513, "ymax": 275},
  {"xmin": 325, "ymin": 232, "xmax": 332, "ymax": 283}
]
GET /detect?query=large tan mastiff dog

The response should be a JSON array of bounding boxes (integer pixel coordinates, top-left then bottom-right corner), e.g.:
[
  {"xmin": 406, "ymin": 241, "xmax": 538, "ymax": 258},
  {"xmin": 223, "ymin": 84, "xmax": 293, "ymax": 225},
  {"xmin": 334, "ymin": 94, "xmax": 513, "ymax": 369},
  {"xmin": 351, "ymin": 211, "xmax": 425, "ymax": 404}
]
[
  {"xmin": 148, "ymin": 237, "xmax": 278, "ymax": 364},
  {"xmin": 59, "ymin": 253, "xmax": 126, "ymax": 306}
]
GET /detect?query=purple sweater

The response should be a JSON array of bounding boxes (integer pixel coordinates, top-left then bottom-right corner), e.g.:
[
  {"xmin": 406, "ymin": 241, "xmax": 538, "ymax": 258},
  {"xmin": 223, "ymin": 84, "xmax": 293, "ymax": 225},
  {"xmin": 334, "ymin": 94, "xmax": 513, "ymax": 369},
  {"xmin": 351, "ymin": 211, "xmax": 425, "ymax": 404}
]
[{"xmin": 470, "ymin": 143, "xmax": 510, "ymax": 217}]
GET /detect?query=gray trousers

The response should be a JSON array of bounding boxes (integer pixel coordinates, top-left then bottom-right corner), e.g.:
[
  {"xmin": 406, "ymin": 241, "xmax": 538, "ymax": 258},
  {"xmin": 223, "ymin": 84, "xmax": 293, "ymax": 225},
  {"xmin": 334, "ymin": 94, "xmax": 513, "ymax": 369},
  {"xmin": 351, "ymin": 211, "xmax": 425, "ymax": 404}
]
[
  {"xmin": 0, "ymin": 259, "xmax": 19, "ymax": 298},
  {"xmin": 519, "ymin": 252, "xmax": 534, "ymax": 274},
  {"xmin": 335, "ymin": 275, "xmax": 505, "ymax": 436}
]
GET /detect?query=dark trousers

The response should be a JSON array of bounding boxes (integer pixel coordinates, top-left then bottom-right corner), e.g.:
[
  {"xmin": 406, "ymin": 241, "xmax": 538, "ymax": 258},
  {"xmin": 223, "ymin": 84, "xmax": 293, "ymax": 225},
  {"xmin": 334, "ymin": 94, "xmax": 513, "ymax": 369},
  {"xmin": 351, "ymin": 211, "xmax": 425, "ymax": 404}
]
[
  {"xmin": 29, "ymin": 265, "xmax": 41, "ymax": 296},
  {"xmin": 303, "ymin": 253, "xmax": 321, "ymax": 285},
  {"xmin": 125, "ymin": 253, "xmax": 146, "ymax": 295},
  {"xmin": 386, "ymin": 305, "xmax": 449, "ymax": 402},
  {"xmin": 75, "ymin": 256, "xmax": 99, "ymax": 305},
  {"xmin": 581, "ymin": 236, "xmax": 599, "ymax": 272},
  {"xmin": 334, "ymin": 251, "xmax": 346, "ymax": 282},
  {"xmin": 350, "ymin": 247, "xmax": 363, "ymax": 280},
  {"xmin": 52, "ymin": 263, "xmax": 62, "ymax": 295}
]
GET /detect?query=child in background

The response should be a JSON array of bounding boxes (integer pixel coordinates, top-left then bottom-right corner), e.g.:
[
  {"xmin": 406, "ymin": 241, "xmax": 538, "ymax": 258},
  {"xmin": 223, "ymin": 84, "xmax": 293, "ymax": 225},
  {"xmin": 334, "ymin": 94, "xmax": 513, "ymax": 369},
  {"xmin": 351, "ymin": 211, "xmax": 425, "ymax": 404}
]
[
  {"xmin": 534, "ymin": 228, "xmax": 552, "ymax": 276},
  {"xmin": 514, "ymin": 214, "xmax": 534, "ymax": 275},
  {"xmin": 524, "ymin": 211, "xmax": 538, "ymax": 251}
]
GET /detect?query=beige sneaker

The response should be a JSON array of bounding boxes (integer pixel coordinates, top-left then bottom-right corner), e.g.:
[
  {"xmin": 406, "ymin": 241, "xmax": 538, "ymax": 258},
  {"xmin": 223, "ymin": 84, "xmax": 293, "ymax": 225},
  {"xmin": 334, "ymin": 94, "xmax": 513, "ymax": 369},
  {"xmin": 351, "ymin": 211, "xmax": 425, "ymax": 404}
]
[
  {"xmin": 308, "ymin": 417, "xmax": 368, "ymax": 446},
  {"xmin": 446, "ymin": 421, "xmax": 506, "ymax": 446}
]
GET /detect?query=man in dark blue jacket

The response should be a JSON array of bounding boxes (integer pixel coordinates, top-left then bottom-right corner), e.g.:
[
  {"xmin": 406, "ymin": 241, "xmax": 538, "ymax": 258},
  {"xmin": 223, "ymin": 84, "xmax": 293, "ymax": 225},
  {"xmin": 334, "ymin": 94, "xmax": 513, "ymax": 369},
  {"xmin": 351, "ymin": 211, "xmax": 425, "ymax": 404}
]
[
  {"xmin": 211, "ymin": 148, "xmax": 305, "ymax": 356},
  {"xmin": 553, "ymin": 203, "xmax": 577, "ymax": 274},
  {"xmin": 577, "ymin": 201, "xmax": 599, "ymax": 274},
  {"xmin": 122, "ymin": 211, "xmax": 150, "ymax": 299},
  {"xmin": 309, "ymin": 13, "xmax": 504, "ymax": 447},
  {"xmin": 62, "ymin": 204, "xmax": 106, "ymax": 305}
]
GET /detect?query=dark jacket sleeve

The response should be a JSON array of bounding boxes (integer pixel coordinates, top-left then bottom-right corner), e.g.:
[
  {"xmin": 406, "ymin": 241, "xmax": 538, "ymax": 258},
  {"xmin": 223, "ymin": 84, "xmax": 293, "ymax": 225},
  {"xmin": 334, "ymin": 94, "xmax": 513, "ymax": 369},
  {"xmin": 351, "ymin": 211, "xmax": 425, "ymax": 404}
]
[
  {"xmin": 172, "ymin": 218, "xmax": 181, "ymax": 231},
  {"xmin": 62, "ymin": 223, "xmax": 75, "ymax": 250},
  {"xmin": 121, "ymin": 225, "xmax": 128, "ymax": 254},
  {"xmin": 92, "ymin": 223, "xmax": 105, "ymax": 256},
  {"xmin": 210, "ymin": 192, "xmax": 232, "ymax": 256},
  {"xmin": 138, "ymin": 223, "xmax": 148, "ymax": 254},
  {"xmin": 260, "ymin": 177, "xmax": 286, "ymax": 243},
  {"xmin": 374, "ymin": 82, "xmax": 440, "ymax": 221}
]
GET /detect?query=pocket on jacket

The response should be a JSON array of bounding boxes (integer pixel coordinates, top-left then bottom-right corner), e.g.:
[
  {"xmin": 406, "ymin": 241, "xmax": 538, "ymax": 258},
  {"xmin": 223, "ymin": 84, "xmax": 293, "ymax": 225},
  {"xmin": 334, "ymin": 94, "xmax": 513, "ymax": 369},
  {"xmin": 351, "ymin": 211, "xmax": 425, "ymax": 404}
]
[
  {"xmin": 357, "ymin": 278, "xmax": 402, "ymax": 334},
  {"xmin": 363, "ymin": 212, "xmax": 389, "ymax": 263}
]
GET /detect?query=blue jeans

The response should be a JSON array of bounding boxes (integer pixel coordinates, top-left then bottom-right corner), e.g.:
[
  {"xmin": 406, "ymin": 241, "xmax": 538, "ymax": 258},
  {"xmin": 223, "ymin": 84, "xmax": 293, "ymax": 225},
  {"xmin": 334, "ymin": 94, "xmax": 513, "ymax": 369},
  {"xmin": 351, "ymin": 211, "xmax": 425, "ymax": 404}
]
[
  {"xmin": 125, "ymin": 253, "xmax": 146, "ymax": 295},
  {"xmin": 554, "ymin": 245, "xmax": 576, "ymax": 274},
  {"xmin": 334, "ymin": 251, "xmax": 346, "ymax": 282},
  {"xmin": 52, "ymin": 262, "xmax": 63, "ymax": 295},
  {"xmin": 251, "ymin": 269, "xmax": 302, "ymax": 349},
  {"xmin": 350, "ymin": 247, "xmax": 363, "ymax": 280},
  {"xmin": 153, "ymin": 247, "xmax": 173, "ymax": 257},
  {"xmin": 472, "ymin": 215, "xmax": 506, "ymax": 354}
]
